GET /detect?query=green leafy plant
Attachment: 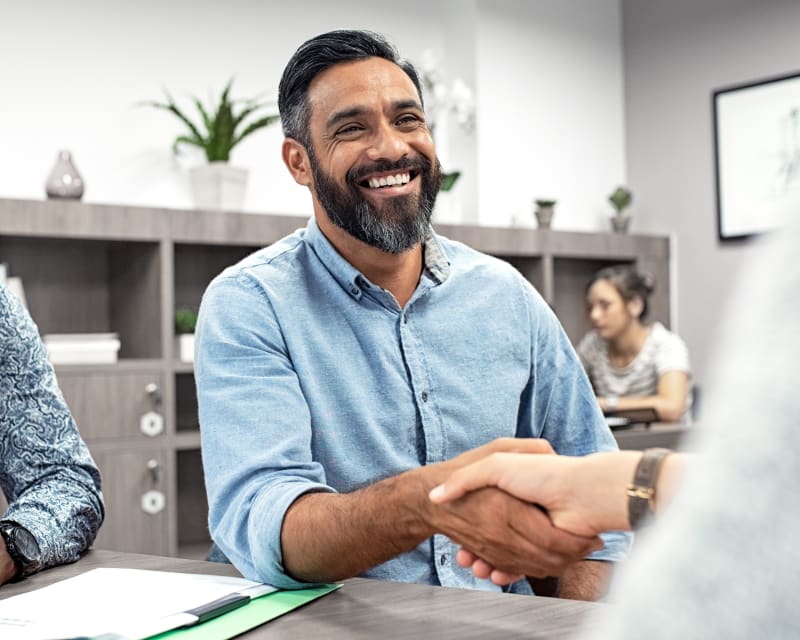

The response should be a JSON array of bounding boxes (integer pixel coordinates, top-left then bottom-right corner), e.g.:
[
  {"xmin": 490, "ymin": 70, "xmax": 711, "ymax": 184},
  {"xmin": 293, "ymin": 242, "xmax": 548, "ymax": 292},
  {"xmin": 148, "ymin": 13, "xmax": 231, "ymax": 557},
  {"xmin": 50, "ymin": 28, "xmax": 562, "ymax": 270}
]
[
  {"xmin": 175, "ymin": 308, "xmax": 199, "ymax": 334},
  {"xmin": 144, "ymin": 78, "xmax": 280, "ymax": 162},
  {"xmin": 535, "ymin": 198, "xmax": 557, "ymax": 208},
  {"xmin": 608, "ymin": 186, "xmax": 633, "ymax": 214}
]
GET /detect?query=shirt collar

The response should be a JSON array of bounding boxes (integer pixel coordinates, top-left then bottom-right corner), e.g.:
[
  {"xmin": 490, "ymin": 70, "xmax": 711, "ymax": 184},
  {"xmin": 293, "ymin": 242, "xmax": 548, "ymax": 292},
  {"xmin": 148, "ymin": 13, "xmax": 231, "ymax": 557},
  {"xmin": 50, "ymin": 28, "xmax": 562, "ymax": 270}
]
[{"xmin": 305, "ymin": 216, "xmax": 450, "ymax": 300}]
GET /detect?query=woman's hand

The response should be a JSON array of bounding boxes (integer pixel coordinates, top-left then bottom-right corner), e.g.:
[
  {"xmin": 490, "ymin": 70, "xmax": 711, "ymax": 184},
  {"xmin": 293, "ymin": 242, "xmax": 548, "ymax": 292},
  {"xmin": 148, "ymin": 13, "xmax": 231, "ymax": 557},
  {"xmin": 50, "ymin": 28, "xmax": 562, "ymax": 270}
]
[{"xmin": 429, "ymin": 451, "xmax": 641, "ymax": 537}]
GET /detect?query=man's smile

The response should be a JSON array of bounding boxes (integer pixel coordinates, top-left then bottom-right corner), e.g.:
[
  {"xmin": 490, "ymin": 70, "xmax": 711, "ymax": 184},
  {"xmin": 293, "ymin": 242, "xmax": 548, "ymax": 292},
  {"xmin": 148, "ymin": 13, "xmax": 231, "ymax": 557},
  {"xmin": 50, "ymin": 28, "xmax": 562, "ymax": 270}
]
[
  {"xmin": 356, "ymin": 170, "xmax": 420, "ymax": 198},
  {"xmin": 364, "ymin": 171, "xmax": 412, "ymax": 189}
]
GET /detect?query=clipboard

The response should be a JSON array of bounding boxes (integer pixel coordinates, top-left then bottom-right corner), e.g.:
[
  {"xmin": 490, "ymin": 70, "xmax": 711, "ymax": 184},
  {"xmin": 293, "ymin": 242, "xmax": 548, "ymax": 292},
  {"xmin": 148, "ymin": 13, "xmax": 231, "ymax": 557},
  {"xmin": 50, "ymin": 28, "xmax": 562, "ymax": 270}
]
[{"xmin": 150, "ymin": 584, "xmax": 342, "ymax": 640}]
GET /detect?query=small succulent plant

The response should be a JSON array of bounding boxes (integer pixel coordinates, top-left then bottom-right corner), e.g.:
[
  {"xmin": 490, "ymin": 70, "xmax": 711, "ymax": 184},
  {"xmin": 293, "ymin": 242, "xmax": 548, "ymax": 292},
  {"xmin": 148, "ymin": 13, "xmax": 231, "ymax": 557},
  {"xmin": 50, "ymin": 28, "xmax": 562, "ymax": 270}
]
[{"xmin": 609, "ymin": 186, "xmax": 633, "ymax": 214}]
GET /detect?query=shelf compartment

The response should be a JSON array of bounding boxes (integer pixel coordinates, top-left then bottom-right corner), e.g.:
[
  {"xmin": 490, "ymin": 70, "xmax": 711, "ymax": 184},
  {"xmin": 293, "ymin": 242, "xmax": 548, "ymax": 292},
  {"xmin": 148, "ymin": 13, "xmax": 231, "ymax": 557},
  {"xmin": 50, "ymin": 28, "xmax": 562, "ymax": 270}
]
[
  {"xmin": 0, "ymin": 235, "xmax": 161, "ymax": 358},
  {"xmin": 173, "ymin": 243, "xmax": 260, "ymax": 316}
]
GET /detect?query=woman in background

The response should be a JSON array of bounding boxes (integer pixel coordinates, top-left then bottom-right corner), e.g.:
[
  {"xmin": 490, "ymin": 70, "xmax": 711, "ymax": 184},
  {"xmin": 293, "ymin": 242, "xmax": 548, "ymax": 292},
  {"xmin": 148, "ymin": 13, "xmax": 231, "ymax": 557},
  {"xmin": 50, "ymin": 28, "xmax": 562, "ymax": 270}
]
[{"xmin": 577, "ymin": 266, "xmax": 691, "ymax": 423}]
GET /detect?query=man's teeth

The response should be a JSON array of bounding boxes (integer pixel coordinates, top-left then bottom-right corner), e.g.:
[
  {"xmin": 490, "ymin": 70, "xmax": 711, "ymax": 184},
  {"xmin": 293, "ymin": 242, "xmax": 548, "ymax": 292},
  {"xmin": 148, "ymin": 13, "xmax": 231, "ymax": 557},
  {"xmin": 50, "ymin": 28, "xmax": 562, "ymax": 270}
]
[{"xmin": 367, "ymin": 173, "xmax": 411, "ymax": 189}]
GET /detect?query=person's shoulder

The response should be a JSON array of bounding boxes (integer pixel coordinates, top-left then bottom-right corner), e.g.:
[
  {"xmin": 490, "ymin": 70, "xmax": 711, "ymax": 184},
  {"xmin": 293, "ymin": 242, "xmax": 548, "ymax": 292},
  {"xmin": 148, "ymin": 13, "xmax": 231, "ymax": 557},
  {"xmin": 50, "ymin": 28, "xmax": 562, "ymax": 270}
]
[
  {"xmin": 577, "ymin": 330, "xmax": 604, "ymax": 357},
  {"xmin": 651, "ymin": 322, "xmax": 688, "ymax": 349},
  {"xmin": 210, "ymin": 227, "xmax": 309, "ymax": 290}
]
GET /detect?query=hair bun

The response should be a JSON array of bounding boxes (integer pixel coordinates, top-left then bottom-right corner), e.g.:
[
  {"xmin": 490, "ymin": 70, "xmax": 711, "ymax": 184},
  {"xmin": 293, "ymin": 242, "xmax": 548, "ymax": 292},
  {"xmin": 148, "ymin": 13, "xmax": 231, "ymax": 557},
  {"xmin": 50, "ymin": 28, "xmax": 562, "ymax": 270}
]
[{"xmin": 640, "ymin": 271, "xmax": 655, "ymax": 293}]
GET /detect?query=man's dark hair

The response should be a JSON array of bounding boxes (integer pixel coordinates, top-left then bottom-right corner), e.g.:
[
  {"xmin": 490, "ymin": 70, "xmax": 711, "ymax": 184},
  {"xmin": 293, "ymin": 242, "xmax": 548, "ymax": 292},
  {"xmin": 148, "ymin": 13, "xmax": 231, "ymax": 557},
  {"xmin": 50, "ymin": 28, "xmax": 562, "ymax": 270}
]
[{"xmin": 278, "ymin": 29, "xmax": 424, "ymax": 149}]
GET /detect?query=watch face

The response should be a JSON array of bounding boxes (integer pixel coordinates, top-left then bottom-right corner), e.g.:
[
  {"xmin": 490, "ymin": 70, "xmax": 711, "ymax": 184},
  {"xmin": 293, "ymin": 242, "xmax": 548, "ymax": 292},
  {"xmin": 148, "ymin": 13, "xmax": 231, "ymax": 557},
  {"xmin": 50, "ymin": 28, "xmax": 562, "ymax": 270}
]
[
  {"xmin": 1, "ymin": 523, "xmax": 42, "ymax": 577},
  {"xmin": 12, "ymin": 526, "xmax": 41, "ymax": 564}
]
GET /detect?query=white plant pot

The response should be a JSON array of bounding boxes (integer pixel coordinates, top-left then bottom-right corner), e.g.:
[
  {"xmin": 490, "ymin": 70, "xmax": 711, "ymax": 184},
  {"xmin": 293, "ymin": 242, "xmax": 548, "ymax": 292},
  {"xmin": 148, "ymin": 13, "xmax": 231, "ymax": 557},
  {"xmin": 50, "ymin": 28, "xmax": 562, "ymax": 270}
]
[
  {"xmin": 176, "ymin": 333, "xmax": 195, "ymax": 363},
  {"xmin": 610, "ymin": 213, "xmax": 632, "ymax": 233},
  {"xmin": 190, "ymin": 162, "xmax": 248, "ymax": 211}
]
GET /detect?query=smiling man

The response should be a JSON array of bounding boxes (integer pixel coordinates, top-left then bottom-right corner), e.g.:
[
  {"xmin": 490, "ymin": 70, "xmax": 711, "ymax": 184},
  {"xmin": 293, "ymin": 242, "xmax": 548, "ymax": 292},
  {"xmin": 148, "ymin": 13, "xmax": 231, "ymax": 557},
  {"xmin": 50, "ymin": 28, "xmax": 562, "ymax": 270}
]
[{"xmin": 195, "ymin": 29, "xmax": 630, "ymax": 599}]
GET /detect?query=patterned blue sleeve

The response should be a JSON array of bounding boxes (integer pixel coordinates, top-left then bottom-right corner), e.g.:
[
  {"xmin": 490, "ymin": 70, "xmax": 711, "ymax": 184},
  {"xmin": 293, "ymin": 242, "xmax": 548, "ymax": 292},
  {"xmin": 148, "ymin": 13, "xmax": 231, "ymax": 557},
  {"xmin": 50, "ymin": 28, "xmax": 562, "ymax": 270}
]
[{"xmin": 0, "ymin": 284, "xmax": 104, "ymax": 570}]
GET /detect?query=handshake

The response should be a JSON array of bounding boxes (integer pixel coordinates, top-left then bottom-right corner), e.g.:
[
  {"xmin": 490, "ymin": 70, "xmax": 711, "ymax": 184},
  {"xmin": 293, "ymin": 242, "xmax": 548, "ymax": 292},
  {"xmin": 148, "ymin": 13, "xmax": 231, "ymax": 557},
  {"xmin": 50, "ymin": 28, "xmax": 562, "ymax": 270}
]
[{"xmin": 424, "ymin": 438, "xmax": 679, "ymax": 587}]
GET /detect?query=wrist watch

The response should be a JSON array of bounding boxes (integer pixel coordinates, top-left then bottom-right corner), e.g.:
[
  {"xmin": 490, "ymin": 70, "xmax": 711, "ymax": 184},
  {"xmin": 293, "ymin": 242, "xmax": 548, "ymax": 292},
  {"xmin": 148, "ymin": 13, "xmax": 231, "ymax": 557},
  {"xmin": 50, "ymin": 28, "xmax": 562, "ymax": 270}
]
[
  {"xmin": 0, "ymin": 521, "xmax": 42, "ymax": 580},
  {"xmin": 626, "ymin": 448, "xmax": 671, "ymax": 529}
]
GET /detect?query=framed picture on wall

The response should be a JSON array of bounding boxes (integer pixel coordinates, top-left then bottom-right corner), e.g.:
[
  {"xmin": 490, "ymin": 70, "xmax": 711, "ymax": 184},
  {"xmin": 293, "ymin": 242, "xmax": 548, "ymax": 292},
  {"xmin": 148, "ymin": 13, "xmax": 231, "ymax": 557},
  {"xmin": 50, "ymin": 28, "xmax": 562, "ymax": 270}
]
[{"xmin": 712, "ymin": 71, "xmax": 800, "ymax": 241}]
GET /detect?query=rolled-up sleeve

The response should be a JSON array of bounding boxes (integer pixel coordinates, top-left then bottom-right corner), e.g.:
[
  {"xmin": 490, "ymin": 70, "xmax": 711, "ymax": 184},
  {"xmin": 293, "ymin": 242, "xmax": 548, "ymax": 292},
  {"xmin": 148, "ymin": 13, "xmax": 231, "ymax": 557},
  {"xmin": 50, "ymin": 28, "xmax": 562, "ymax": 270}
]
[{"xmin": 195, "ymin": 272, "xmax": 333, "ymax": 588}]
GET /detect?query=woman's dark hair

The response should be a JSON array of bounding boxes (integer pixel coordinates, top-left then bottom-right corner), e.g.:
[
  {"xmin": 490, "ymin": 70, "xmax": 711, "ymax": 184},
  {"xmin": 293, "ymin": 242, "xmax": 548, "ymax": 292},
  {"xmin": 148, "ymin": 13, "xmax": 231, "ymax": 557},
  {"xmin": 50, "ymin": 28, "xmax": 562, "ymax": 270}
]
[
  {"xmin": 587, "ymin": 265, "xmax": 655, "ymax": 320},
  {"xmin": 278, "ymin": 29, "xmax": 424, "ymax": 149}
]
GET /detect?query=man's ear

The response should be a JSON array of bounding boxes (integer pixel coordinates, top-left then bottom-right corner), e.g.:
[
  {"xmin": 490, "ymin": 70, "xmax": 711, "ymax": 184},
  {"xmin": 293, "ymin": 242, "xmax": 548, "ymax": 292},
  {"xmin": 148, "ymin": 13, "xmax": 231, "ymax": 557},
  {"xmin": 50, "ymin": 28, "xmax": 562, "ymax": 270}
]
[{"xmin": 282, "ymin": 138, "xmax": 313, "ymax": 187}]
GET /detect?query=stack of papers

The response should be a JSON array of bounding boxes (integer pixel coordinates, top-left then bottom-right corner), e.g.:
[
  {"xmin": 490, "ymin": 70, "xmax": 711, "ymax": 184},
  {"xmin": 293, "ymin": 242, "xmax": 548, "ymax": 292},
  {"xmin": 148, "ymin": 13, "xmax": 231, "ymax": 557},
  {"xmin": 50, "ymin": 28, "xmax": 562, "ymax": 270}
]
[
  {"xmin": 43, "ymin": 333, "xmax": 121, "ymax": 365},
  {"xmin": 0, "ymin": 568, "xmax": 339, "ymax": 640}
]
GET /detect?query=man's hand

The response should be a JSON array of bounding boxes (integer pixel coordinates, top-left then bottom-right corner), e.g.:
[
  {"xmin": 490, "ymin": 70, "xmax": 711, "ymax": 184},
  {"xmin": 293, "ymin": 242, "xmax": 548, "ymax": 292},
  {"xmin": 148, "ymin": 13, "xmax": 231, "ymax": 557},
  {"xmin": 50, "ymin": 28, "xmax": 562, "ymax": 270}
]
[
  {"xmin": 425, "ymin": 486, "xmax": 603, "ymax": 579},
  {"xmin": 414, "ymin": 438, "xmax": 603, "ymax": 580},
  {"xmin": 0, "ymin": 545, "xmax": 17, "ymax": 587}
]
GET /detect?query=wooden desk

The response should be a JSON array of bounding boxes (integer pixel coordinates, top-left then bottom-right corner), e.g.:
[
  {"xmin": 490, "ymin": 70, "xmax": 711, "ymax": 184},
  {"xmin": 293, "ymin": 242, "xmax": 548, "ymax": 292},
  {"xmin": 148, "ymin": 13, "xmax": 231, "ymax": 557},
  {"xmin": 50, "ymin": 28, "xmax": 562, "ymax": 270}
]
[
  {"xmin": 613, "ymin": 422, "xmax": 695, "ymax": 451},
  {"xmin": 0, "ymin": 550, "xmax": 603, "ymax": 639}
]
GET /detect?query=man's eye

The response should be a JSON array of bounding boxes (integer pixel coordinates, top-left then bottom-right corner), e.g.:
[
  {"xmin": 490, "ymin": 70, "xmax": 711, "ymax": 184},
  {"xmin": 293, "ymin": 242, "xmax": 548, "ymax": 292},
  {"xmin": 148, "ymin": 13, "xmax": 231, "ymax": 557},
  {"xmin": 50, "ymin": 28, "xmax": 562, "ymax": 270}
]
[
  {"xmin": 396, "ymin": 114, "xmax": 422, "ymax": 127},
  {"xmin": 336, "ymin": 124, "xmax": 364, "ymax": 136}
]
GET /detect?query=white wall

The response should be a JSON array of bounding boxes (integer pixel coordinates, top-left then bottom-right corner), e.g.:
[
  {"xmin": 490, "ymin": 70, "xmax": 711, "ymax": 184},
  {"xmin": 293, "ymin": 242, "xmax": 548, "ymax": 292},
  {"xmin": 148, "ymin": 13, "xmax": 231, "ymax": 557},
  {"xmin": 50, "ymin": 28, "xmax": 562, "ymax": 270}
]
[
  {"xmin": 0, "ymin": 0, "xmax": 626, "ymax": 233},
  {"xmin": 0, "ymin": 0, "xmax": 445, "ymax": 215},
  {"xmin": 476, "ymin": 0, "xmax": 627, "ymax": 230},
  {"xmin": 622, "ymin": 0, "xmax": 800, "ymax": 385}
]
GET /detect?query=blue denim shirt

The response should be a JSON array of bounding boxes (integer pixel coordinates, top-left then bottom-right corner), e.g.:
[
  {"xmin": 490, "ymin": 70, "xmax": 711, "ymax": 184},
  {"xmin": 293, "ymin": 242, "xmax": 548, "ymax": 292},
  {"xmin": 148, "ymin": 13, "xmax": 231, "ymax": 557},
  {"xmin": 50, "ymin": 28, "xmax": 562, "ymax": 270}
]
[{"xmin": 196, "ymin": 217, "xmax": 631, "ymax": 593}]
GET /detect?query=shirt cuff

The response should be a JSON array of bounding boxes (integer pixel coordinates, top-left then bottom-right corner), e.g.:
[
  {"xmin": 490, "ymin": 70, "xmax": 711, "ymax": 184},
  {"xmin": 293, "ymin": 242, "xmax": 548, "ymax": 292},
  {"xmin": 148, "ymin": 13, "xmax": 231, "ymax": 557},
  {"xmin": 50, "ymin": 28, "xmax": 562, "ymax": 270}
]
[
  {"xmin": 248, "ymin": 480, "xmax": 335, "ymax": 589},
  {"xmin": 589, "ymin": 530, "xmax": 634, "ymax": 563}
]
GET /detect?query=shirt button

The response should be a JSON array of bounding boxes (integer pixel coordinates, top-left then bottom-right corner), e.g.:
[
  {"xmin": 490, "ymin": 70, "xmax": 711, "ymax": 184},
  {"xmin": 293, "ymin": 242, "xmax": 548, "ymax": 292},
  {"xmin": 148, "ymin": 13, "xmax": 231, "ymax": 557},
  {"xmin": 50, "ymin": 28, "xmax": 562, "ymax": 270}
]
[
  {"xmin": 350, "ymin": 287, "xmax": 359, "ymax": 295},
  {"xmin": 421, "ymin": 391, "xmax": 429, "ymax": 402},
  {"xmin": 440, "ymin": 554, "xmax": 447, "ymax": 566},
  {"xmin": 403, "ymin": 313, "xmax": 408, "ymax": 323}
]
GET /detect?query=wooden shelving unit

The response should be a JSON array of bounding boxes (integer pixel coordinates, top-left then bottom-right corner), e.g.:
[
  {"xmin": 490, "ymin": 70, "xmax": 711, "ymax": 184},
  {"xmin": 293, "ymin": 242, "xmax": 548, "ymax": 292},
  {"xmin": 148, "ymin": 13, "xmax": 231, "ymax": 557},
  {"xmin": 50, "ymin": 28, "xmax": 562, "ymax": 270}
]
[{"xmin": 0, "ymin": 197, "xmax": 671, "ymax": 557}]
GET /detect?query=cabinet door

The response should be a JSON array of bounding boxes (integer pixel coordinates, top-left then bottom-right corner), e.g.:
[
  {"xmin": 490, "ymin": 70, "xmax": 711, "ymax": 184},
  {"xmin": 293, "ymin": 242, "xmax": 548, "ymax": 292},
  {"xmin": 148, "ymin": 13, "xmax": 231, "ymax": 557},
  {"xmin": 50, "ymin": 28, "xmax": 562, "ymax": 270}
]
[
  {"xmin": 91, "ymin": 448, "xmax": 170, "ymax": 555},
  {"xmin": 57, "ymin": 371, "xmax": 165, "ymax": 441}
]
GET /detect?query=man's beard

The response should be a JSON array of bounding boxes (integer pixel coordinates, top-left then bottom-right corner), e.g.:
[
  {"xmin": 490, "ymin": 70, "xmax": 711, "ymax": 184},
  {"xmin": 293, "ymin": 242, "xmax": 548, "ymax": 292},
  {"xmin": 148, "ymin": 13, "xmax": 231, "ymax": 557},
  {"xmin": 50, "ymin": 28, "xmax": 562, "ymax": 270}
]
[{"xmin": 308, "ymin": 146, "xmax": 442, "ymax": 254}]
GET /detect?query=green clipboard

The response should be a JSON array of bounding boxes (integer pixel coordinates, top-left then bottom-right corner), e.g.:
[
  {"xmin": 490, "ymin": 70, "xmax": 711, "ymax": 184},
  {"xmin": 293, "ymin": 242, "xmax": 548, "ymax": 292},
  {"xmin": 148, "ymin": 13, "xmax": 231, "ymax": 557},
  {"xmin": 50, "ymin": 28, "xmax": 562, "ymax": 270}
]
[{"xmin": 149, "ymin": 584, "xmax": 342, "ymax": 640}]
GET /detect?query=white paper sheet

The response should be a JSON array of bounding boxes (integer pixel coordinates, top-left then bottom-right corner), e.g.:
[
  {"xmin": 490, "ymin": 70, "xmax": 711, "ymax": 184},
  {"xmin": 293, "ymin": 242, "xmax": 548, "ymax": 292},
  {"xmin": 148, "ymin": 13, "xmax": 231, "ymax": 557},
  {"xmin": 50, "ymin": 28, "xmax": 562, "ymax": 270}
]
[{"xmin": 0, "ymin": 568, "xmax": 276, "ymax": 640}]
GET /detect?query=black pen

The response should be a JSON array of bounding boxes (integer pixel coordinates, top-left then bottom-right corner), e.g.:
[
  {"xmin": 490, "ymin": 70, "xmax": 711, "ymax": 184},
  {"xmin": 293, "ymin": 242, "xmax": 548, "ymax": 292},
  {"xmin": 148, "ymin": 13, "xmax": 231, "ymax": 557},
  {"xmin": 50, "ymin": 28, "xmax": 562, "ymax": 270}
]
[{"xmin": 183, "ymin": 592, "xmax": 251, "ymax": 625}]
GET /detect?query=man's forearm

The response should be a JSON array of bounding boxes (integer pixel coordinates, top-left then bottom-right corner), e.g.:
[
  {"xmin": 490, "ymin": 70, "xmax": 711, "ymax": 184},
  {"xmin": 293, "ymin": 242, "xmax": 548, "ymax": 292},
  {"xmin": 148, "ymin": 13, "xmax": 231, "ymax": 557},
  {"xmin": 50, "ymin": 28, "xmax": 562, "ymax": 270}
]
[
  {"xmin": 281, "ymin": 437, "xmax": 596, "ymax": 584},
  {"xmin": 554, "ymin": 560, "xmax": 613, "ymax": 601},
  {"xmin": 281, "ymin": 467, "xmax": 434, "ymax": 582}
]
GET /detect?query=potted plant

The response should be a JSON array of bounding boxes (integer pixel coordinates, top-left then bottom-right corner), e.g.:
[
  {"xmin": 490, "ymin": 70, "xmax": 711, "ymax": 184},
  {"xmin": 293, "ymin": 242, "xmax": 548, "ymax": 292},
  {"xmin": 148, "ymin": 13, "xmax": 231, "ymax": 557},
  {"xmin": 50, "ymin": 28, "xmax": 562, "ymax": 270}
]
[
  {"xmin": 534, "ymin": 198, "xmax": 557, "ymax": 229},
  {"xmin": 174, "ymin": 308, "xmax": 198, "ymax": 363},
  {"xmin": 608, "ymin": 186, "xmax": 633, "ymax": 233},
  {"xmin": 145, "ymin": 78, "xmax": 280, "ymax": 211}
]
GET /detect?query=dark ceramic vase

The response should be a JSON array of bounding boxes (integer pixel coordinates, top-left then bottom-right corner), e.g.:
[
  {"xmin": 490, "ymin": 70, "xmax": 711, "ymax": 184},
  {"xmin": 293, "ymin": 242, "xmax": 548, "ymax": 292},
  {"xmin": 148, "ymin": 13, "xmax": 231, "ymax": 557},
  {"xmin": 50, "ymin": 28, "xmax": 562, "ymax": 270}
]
[{"xmin": 45, "ymin": 150, "xmax": 85, "ymax": 200}]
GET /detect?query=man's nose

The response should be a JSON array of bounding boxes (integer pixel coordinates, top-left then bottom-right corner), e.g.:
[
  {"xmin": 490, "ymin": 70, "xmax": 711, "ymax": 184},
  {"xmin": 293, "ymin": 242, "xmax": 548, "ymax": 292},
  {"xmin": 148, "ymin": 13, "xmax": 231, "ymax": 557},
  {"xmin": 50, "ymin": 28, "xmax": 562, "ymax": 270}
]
[{"xmin": 366, "ymin": 121, "xmax": 410, "ymax": 161}]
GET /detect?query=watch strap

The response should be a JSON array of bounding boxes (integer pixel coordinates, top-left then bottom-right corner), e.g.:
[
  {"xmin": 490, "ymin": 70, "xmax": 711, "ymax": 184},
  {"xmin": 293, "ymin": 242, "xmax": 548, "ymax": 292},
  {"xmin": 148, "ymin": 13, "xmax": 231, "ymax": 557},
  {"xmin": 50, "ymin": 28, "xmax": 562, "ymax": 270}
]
[{"xmin": 627, "ymin": 448, "xmax": 670, "ymax": 529}]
